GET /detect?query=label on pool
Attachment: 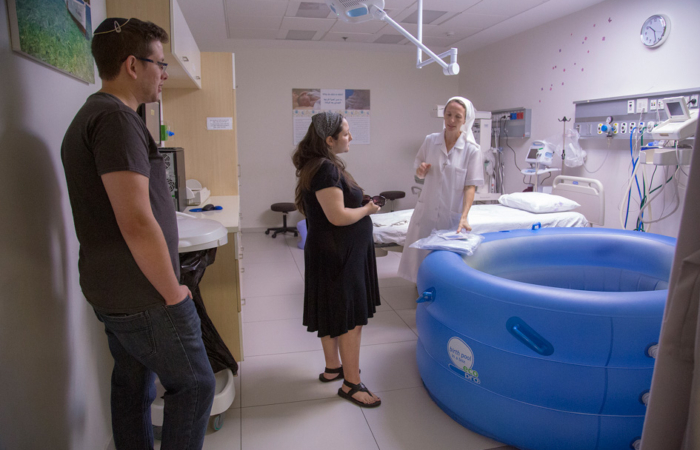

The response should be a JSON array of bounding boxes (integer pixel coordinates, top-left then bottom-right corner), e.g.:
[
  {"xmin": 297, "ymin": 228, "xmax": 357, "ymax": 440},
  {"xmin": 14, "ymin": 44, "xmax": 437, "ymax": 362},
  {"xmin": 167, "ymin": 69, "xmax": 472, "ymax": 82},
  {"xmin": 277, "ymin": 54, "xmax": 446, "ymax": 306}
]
[{"xmin": 447, "ymin": 337, "xmax": 481, "ymax": 384}]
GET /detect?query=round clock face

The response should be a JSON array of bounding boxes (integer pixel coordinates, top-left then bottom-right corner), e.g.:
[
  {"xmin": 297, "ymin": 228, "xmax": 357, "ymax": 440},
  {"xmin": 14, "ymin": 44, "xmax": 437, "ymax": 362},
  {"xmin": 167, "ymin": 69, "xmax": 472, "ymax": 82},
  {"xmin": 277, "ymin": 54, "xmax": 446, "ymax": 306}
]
[{"xmin": 641, "ymin": 15, "xmax": 669, "ymax": 48}]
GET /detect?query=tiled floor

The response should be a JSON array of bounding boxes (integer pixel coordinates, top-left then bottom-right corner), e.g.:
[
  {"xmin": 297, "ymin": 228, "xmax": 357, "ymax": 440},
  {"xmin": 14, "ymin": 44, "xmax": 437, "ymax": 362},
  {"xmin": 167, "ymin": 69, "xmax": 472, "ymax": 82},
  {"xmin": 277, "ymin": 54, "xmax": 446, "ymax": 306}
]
[{"xmin": 158, "ymin": 232, "xmax": 514, "ymax": 450}]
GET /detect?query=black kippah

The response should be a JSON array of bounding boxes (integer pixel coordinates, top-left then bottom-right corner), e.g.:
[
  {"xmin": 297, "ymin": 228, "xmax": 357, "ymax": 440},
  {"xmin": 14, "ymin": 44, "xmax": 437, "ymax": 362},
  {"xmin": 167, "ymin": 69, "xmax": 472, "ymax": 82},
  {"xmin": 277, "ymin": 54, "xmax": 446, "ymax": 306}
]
[{"xmin": 94, "ymin": 18, "xmax": 130, "ymax": 35}]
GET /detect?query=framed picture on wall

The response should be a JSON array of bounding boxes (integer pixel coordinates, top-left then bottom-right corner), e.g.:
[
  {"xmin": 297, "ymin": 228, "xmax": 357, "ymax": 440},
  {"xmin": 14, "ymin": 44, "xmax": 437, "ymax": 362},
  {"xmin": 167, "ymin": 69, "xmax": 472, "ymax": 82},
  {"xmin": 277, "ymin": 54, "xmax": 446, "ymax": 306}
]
[{"xmin": 6, "ymin": 0, "xmax": 95, "ymax": 84}]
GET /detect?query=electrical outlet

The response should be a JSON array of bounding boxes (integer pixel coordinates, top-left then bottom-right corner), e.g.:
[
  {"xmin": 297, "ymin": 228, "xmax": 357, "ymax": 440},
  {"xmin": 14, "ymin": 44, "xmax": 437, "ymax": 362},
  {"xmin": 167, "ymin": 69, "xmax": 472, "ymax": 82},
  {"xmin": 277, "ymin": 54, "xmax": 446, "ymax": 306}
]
[
  {"xmin": 630, "ymin": 122, "xmax": 636, "ymax": 131},
  {"xmin": 621, "ymin": 122, "xmax": 627, "ymax": 134},
  {"xmin": 639, "ymin": 121, "xmax": 645, "ymax": 131},
  {"xmin": 658, "ymin": 99, "xmax": 664, "ymax": 110},
  {"xmin": 627, "ymin": 99, "xmax": 636, "ymax": 114},
  {"xmin": 636, "ymin": 98, "xmax": 649, "ymax": 113},
  {"xmin": 649, "ymin": 99, "xmax": 658, "ymax": 110},
  {"xmin": 690, "ymin": 94, "xmax": 699, "ymax": 109},
  {"xmin": 613, "ymin": 123, "xmax": 619, "ymax": 134},
  {"xmin": 597, "ymin": 123, "xmax": 603, "ymax": 134}
]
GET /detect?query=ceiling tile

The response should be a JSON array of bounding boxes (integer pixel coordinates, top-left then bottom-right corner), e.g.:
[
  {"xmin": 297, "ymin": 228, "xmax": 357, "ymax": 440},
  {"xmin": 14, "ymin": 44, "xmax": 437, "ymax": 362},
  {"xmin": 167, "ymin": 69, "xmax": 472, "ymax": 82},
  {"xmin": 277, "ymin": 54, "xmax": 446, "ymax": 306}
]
[
  {"xmin": 285, "ymin": 30, "xmax": 318, "ymax": 40},
  {"xmin": 279, "ymin": 17, "xmax": 336, "ymax": 32},
  {"xmin": 225, "ymin": 0, "xmax": 290, "ymax": 16},
  {"xmin": 466, "ymin": 0, "xmax": 549, "ymax": 16},
  {"xmin": 297, "ymin": 2, "xmax": 333, "ymax": 18},
  {"xmin": 275, "ymin": 28, "xmax": 324, "ymax": 40},
  {"xmin": 322, "ymin": 32, "xmax": 380, "ymax": 43},
  {"xmin": 440, "ymin": 12, "xmax": 507, "ymax": 30},
  {"xmin": 383, "ymin": 0, "xmax": 419, "ymax": 9},
  {"xmin": 330, "ymin": 19, "xmax": 387, "ymax": 34},
  {"xmin": 226, "ymin": 14, "xmax": 284, "ymax": 30},
  {"xmin": 374, "ymin": 34, "xmax": 407, "ymax": 44},
  {"xmin": 419, "ymin": 35, "xmax": 462, "ymax": 48},
  {"xmin": 227, "ymin": 28, "xmax": 280, "ymax": 40},
  {"xmin": 402, "ymin": 9, "xmax": 449, "ymax": 24},
  {"xmin": 416, "ymin": 0, "xmax": 481, "ymax": 12},
  {"xmin": 286, "ymin": 1, "xmax": 335, "ymax": 18},
  {"xmin": 379, "ymin": 22, "xmax": 439, "ymax": 37}
]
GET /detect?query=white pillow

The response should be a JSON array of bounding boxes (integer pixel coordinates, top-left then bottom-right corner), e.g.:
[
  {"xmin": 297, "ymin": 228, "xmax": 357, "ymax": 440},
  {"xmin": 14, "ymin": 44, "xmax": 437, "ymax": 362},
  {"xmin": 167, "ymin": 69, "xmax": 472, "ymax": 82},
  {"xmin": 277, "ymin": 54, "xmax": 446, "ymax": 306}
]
[{"xmin": 498, "ymin": 192, "xmax": 580, "ymax": 213}]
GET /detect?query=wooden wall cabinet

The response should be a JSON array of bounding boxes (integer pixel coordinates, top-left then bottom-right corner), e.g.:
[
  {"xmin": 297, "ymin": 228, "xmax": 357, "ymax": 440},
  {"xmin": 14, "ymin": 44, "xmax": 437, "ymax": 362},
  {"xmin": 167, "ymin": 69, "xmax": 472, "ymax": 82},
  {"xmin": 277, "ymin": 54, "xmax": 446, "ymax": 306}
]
[{"xmin": 106, "ymin": 0, "xmax": 202, "ymax": 88}]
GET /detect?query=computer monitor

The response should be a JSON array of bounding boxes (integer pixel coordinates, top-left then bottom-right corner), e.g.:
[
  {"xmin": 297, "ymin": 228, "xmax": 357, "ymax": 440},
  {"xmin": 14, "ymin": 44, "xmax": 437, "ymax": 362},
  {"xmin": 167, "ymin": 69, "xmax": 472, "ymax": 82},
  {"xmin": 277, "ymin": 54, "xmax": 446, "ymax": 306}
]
[{"xmin": 663, "ymin": 96, "xmax": 690, "ymax": 122}]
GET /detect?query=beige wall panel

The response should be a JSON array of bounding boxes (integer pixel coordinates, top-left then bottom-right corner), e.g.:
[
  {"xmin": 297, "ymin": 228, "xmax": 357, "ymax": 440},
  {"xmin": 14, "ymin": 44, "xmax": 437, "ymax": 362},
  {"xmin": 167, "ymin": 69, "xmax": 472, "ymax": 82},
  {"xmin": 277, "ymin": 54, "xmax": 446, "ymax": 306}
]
[{"xmin": 162, "ymin": 52, "xmax": 238, "ymax": 195}]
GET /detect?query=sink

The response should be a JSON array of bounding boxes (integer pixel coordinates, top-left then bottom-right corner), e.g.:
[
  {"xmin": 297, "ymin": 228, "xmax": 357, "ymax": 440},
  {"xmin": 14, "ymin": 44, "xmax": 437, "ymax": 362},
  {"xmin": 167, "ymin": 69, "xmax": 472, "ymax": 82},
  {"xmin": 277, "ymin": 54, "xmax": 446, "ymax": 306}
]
[{"xmin": 176, "ymin": 213, "xmax": 228, "ymax": 253}]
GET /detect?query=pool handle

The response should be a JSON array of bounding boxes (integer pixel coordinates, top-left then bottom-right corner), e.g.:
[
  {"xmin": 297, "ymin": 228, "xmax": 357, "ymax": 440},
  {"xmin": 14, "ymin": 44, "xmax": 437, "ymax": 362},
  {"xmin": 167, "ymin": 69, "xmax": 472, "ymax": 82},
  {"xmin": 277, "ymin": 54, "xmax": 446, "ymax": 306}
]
[
  {"xmin": 416, "ymin": 288, "xmax": 436, "ymax": 303},
  {"xmin": 506, "ymin": 317, "xmax": 554, "ymax": 356}
]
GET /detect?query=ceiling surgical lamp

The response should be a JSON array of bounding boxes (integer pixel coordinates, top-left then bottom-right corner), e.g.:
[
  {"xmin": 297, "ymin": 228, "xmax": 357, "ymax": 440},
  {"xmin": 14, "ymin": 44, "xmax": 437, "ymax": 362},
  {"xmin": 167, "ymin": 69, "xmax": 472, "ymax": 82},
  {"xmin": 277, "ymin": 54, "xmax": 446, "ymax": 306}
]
[{"xmin": 326, "ymin": 0, "xmax": 460, "ymax": 76}]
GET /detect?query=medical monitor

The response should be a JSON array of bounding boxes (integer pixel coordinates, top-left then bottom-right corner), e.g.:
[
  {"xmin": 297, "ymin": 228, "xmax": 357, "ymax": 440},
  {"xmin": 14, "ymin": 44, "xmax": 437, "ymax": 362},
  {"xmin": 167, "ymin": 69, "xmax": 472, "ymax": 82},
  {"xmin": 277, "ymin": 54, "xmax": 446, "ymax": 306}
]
[
  {"xmin": 526, "ymin": 142, "xmax": 545, "ymax": 164},
  {"xmin": 663, "ymin": 96, "xmax": 690, "ymax": 122}
]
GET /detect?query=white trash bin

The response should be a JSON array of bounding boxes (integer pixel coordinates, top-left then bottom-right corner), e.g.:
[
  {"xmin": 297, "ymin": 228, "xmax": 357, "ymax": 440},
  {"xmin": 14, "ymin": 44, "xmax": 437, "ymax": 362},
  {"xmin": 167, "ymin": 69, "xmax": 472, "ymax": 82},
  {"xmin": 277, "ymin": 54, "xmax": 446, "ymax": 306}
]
[{"xmin": 151, "ymin": 368, "xmax": 236, "ymax": 437}]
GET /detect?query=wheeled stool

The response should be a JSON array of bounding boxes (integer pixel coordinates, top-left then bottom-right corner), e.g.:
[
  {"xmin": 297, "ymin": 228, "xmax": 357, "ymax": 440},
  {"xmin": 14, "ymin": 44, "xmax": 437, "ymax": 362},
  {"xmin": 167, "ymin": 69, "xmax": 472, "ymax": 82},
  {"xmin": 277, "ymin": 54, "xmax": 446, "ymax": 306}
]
[
  {"xmin": 265, "ymin": 203, "xmax": 298, "ymax": 238},
  {"xmin": 379, "ymin": 191, "xmax": 405, "ymax": 212}
]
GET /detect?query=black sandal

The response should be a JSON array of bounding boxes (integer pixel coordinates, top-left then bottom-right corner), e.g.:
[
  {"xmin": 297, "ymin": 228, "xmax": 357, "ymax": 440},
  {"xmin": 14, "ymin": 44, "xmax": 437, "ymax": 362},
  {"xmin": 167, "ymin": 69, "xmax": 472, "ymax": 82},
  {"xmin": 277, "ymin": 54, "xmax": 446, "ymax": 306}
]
[
  {"xmin": 319, "ymin": 366, "xmax": 344, "ymax": 382},
  {"xmin": 337, "ymin": 380, "xmax": 381, "ymax": 408}
]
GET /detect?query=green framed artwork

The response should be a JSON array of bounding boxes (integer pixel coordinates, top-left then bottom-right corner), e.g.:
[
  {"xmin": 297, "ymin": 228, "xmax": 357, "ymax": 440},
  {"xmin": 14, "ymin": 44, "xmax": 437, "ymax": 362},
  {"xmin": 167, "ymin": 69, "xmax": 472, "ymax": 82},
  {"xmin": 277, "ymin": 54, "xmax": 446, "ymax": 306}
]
[{"xmin": 6, "ymin": 0, "xmax": 95, "ymax": 83}]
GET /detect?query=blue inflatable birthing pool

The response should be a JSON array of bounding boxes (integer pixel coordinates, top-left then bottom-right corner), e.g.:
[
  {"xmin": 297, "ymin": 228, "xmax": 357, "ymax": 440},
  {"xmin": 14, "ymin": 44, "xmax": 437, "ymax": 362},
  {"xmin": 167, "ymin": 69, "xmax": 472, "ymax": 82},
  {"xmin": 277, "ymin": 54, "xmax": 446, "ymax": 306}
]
[{"xmin": 415, "ymin": 227, "xmax": 675, "ymax": 450}]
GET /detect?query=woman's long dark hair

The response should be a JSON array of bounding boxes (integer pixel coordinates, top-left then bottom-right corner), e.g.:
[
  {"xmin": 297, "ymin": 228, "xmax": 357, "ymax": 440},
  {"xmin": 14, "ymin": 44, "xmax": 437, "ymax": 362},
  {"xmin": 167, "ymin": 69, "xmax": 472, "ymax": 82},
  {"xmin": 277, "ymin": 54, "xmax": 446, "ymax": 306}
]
[{"xmin": 292, "ymin": 118, "xmax": 360, "ymax": 216}]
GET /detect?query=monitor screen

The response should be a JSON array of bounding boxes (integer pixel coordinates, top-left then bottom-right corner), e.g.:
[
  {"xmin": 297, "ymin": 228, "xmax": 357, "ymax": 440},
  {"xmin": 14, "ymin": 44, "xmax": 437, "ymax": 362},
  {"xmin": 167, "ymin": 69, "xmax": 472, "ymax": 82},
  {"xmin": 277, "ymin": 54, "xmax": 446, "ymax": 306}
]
[
  {"xmin": 526, "ymin": 147, "xmax": 539, "ymax": 160},
  {"xmin": 667, "ymin": 101, "xmax": 684, "ymax": 117}
]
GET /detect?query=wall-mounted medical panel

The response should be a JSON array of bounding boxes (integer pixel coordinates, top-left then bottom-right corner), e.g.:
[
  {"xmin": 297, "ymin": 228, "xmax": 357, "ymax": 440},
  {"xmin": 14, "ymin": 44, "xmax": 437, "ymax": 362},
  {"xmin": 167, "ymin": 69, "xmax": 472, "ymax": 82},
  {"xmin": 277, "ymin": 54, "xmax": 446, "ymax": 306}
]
[
  {"xmin": 573, "ymin": 88, "xmax": 700, "ymax": 140},
  {"xmin": 492, "ymin": 108, "xmax": 532, "ymax": 139}
]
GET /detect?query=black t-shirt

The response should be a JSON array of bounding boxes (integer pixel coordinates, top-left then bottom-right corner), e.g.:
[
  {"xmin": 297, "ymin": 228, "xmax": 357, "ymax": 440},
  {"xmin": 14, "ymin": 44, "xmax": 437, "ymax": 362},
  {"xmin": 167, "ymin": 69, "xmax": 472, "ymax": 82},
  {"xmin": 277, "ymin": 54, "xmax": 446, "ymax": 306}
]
[{"xmin": 61, "ymin": 92, "xmax": 179, "ymax": 313}]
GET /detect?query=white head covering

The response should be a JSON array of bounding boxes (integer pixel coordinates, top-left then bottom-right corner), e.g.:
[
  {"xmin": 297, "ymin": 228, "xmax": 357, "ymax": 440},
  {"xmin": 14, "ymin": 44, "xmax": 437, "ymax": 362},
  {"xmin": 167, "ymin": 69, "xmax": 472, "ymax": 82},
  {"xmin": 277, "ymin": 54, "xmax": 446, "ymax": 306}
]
[{"xmin": 444, "ymin": 96, "xmax": 478, "ymax": 149}]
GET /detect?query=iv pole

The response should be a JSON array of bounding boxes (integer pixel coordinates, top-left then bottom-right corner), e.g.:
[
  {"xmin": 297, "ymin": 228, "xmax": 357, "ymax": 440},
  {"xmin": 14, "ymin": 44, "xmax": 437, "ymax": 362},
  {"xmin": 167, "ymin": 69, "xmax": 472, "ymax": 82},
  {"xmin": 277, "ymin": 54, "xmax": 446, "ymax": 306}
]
[{"xmin": 558, "ymin": 116, "xmax": 571, "ymax": 176}]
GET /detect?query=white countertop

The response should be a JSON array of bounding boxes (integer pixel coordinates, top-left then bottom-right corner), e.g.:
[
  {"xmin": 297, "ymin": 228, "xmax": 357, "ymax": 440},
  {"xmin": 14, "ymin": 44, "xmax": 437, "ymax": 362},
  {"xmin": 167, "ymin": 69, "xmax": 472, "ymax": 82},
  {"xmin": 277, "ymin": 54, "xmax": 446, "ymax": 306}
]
[{"xmin": 185, "ymin": 195, "xmax": 240, "ymax": 233}]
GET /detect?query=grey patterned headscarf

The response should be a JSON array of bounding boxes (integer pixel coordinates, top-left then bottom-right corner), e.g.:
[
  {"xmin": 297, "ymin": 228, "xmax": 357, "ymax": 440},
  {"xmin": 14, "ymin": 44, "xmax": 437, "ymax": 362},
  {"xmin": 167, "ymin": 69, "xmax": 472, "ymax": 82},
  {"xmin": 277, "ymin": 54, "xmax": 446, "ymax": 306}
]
[{"xmin": 312, "ymin": 112, "xmax": 343, "ymax": 140}]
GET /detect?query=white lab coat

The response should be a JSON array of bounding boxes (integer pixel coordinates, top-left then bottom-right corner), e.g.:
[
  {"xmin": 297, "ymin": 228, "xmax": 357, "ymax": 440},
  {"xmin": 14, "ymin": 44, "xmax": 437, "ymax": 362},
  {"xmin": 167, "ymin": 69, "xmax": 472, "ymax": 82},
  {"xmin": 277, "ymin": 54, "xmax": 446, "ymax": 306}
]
[{"xmin": 397, "ymin": 132, "xmax": 484, "ymax": 283}]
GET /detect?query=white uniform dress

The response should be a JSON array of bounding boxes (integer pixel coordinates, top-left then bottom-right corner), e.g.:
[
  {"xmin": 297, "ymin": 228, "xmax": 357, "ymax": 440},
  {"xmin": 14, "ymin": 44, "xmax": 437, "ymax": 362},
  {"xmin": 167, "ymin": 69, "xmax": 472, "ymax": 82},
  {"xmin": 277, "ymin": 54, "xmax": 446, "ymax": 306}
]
[{"xmin": 397, "ymin": 131, "xmax": 484, "ymax": 283}]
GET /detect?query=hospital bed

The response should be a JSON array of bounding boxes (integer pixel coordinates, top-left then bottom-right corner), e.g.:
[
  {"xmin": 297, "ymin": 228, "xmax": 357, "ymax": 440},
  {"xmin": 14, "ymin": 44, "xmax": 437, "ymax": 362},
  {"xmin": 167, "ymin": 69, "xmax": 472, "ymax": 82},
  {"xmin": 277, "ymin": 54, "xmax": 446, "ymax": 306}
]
[{"xmin": 371, "ymin": 176, "xmax": 604, "ymax": 256}]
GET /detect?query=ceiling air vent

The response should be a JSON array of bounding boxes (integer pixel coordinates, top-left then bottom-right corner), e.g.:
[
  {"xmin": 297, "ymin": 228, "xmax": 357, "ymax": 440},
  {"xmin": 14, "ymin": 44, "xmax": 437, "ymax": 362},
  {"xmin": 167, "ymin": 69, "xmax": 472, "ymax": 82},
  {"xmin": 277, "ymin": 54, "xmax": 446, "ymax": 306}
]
[
  {"xmin": 285, "ymin": 30, "xmax": 317, "ymax": 40},
  {"xmin": 296, "ymin": 2, "xmax": 332, "ymax": 19}
]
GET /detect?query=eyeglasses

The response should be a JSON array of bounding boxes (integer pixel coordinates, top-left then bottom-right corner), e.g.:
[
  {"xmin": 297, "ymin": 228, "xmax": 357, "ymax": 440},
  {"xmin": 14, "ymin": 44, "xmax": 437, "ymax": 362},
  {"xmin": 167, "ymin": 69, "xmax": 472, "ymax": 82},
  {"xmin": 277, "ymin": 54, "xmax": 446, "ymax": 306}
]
[
  {"xmin": 135, "ymin": 57, "xmax": 168, "ymax": 73},
  {"xmin": 362, "ymin": 195, "xmax": 386, "ymax": 207}
]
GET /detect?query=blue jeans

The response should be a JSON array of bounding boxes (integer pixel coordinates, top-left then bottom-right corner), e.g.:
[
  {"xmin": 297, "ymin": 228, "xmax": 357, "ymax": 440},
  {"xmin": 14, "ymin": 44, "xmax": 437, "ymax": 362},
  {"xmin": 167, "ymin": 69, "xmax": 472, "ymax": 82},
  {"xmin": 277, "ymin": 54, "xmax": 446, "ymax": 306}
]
[{"xmin": 96, "ymin": 297, "xmax": 216, "ymax": 450}]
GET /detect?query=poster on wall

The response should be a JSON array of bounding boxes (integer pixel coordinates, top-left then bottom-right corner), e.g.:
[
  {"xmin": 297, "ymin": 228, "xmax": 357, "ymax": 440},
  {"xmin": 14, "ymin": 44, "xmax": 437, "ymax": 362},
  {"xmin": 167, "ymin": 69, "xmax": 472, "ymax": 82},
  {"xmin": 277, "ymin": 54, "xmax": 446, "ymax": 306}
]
[
  {"xmin": 6, "ymin": 0, "xmax": 95, "ymax": 84},
  {"xmin": 292, "ymin": 88, "xmax": 370, "ymax": 146}
]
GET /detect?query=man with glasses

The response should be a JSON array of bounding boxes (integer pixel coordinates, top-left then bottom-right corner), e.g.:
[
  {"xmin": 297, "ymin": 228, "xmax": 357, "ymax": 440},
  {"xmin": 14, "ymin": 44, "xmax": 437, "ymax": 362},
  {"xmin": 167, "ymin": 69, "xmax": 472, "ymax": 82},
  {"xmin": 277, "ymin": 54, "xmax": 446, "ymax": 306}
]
[{"xmin": 61, "ymin": 17, "xmax": 215, "ymax": 449}]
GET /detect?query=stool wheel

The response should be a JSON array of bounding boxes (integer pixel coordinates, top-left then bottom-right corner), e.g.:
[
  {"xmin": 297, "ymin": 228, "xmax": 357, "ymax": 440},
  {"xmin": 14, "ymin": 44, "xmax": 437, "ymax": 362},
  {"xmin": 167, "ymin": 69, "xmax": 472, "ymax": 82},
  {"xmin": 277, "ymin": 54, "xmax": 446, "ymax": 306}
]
[{"xmin": 265, "ymin": 230, "xmax": 270, "ymax": 235}]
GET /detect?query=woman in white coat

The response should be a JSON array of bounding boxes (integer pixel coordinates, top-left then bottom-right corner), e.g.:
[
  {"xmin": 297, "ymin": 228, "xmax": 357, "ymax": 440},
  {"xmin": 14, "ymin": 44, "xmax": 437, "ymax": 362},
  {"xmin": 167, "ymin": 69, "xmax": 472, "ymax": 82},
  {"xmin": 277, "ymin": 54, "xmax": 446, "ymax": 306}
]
[{"xmin": 398, "ymin": 96, "xmax": 484, "ymax": 283}]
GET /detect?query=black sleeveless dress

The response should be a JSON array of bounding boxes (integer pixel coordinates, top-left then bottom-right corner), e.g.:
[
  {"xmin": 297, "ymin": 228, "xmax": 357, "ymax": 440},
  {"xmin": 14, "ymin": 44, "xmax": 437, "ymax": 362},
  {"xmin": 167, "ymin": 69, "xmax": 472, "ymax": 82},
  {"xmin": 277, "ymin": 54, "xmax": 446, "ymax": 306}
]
[{"xmin": 302, "ymin": 160, "xmax": 380, "ymax": 338}]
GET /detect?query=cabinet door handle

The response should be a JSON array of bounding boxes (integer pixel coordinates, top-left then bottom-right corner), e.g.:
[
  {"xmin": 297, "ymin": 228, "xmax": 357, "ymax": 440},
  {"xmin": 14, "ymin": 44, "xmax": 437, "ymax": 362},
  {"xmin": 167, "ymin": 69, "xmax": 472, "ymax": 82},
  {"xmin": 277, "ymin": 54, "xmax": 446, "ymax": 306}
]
[
  {"xmin": 182, "ymin": 56, "xmax": 189, "ymax": 62},
  {"xmin": 195, "ymin": 76, "xmax": 201, "ymax": 80}
]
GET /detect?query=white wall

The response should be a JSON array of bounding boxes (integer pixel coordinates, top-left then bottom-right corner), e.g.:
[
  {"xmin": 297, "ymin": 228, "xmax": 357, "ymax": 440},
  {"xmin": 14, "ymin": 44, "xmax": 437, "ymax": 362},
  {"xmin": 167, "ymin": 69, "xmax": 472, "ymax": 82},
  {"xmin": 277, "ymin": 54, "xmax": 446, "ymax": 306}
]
[
  {"xmin": 460, "ymin": 0, "xmax": 700, "ymax": 237},
  {"xmin": 233, "ymin": 45, "xmax": 458, "ymax": 229},
  {"xmin": 0, "ymin": 1, "xmax": 113, "ymax": 449}
]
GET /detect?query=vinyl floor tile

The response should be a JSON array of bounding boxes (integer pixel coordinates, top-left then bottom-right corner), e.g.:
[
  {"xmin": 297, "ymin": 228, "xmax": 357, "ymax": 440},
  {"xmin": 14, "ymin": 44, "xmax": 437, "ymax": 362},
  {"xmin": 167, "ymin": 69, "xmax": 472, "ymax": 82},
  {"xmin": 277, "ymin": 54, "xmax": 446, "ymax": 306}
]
[
  {"xmin": 241, "ymin": 398, "xmax": 379, "ymax": 450},
  {"xmin": 362, "ymin": 387, "xmax": 503, "ymax": 450},
  {"xmin": 242, "ymin": 318, "xmax": 321, "ymax": 357}
]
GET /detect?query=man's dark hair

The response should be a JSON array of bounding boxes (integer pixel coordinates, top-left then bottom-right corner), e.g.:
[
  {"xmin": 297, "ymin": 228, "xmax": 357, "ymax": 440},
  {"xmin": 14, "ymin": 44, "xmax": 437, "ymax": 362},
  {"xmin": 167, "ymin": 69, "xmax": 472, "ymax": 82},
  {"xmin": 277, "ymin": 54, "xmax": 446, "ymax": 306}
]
[{"xmin": 92, "ymin": 18, "xmax": 169, "ymax": 81}]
